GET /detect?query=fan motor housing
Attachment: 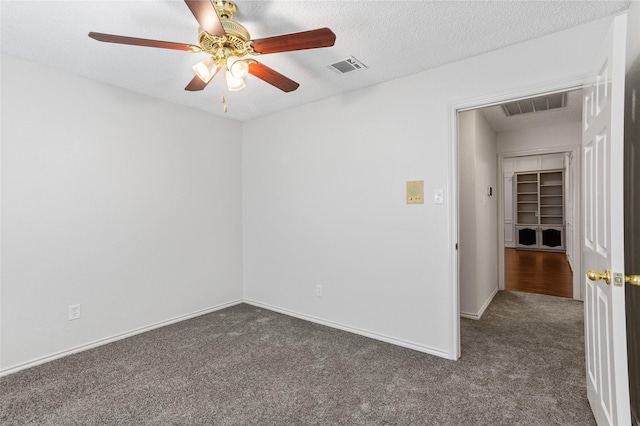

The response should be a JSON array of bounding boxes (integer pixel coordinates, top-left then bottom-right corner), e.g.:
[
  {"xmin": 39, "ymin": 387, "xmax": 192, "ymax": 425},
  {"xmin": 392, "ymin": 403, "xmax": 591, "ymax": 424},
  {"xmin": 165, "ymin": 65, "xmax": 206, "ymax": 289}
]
[
  {"xmin": 198, "ymin": 0, "xmax": 252, "ymax": 58},
  {"xmin": 221, "ymin": 19, "xmax": 250, "ymax": 43},
  {"xmin": 198, "ymin": 19, "xmax": 251, "ymax": 57}
]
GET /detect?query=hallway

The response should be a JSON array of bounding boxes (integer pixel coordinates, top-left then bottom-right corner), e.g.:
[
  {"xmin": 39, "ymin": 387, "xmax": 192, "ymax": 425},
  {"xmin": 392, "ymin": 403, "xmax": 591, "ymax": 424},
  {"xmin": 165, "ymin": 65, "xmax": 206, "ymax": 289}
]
[{"xmin": 504, "ymin": 248, "xmax": 573, "ymax": 298}]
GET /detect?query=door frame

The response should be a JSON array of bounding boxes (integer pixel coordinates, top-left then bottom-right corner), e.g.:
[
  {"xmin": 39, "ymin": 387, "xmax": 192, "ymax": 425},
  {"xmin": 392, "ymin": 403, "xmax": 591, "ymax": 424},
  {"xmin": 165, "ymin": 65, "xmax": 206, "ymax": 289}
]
[
  {"xmin": 497, "ymin": 145, "xmax": 582, "ymax": 300},
  {"xmin": 449, "ymin": 76, "xmax": 585, "ymax": 358}
]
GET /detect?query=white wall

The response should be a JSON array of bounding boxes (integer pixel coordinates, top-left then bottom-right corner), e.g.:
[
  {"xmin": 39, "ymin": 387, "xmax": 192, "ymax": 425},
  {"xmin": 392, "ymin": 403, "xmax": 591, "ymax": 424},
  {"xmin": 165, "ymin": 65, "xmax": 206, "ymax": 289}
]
[
  {"xmin": 0, "ymin": 14, "xmax": 615, "ymax": 369},
  {"xmin": 243, "ymin": 17, "xmax": 613, "ymax": 358},
  {"xmin": 497, "ymin": 122, "xmax": 582, "ymax": 154},
  {"xmin": 458, "ymin": 111, "xmax": 479, "ymax": 317},
  {"xmin": 458, "ymin": 111, "xmax": 499, "ymax": 319},
  {"xmin": 1, "ymin": 55, "xmax": 243, "ymax": 373}
]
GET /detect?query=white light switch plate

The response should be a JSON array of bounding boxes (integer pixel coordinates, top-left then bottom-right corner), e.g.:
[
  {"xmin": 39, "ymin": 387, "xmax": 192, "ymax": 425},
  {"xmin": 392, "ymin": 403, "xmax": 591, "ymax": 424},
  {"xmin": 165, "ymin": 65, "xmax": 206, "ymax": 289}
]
[{"xmin": 434, "ymin": 189, "xmax": 444, "ymax": 204}]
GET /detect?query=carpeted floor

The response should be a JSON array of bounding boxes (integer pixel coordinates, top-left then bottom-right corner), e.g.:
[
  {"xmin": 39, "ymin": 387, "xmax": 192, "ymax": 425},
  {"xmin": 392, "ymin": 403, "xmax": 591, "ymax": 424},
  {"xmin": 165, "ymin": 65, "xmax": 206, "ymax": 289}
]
[{"xmin": 0, "ymin": 290, "xmax": 594, "ymax": 425}]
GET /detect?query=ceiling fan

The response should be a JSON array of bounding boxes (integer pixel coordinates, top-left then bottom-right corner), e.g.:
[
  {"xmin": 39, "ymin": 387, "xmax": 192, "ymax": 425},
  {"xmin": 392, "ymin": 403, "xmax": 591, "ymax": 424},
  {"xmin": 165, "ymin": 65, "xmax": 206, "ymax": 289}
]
[{"xmin": 88, "ymin": 0, "xmax": 336, "ymax": 97}]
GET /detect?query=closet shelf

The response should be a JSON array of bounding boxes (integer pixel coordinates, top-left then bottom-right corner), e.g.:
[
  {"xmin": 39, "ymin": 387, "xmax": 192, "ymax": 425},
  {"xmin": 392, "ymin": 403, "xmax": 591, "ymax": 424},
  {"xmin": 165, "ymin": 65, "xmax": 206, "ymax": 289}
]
[{"xmin": 515, "ymin": 169, "xmax": 565, "ymax": 252}]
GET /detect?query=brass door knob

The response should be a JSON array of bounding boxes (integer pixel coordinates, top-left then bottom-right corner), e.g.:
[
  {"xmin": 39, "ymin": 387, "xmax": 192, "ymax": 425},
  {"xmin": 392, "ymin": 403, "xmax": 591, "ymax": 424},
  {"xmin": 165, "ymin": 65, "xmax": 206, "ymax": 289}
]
[
  {"xmin": 627, "ymin": 275, "xmax": 640, "ymax": 286},
  {"xmin": 587, "ymin": 269, "xmax": 611, "ymax": 285},
  {"xmin": 587, "ymin": 270, "xmax": 640, "ymax": 286}
]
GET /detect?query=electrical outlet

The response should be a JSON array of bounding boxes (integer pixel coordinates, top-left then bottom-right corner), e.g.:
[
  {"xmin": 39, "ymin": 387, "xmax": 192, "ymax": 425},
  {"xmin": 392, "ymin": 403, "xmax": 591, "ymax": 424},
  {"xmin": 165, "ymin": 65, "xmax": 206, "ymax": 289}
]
[
  {"xmin": 316, "ymin": 284, "xmax": 323, "ymax": 297},
  {"xmin": 68, "ymin": 304, "xmax": 81, "ymax": 320}
]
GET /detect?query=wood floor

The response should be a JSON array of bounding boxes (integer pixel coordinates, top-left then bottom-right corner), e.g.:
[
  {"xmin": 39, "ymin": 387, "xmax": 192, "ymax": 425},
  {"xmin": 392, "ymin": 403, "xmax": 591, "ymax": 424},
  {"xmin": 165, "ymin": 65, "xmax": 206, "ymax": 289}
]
[{"xmin": 504, "ymin": 248, "xmax": 574, "ymax": 298}]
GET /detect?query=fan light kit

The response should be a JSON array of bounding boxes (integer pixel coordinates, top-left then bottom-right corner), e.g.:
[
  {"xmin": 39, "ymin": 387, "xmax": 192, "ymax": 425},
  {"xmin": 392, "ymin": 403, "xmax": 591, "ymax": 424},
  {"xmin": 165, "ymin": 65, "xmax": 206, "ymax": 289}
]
[{"xmin": 89, "ymin": 0, "xmax": 336, "ymax": 112}]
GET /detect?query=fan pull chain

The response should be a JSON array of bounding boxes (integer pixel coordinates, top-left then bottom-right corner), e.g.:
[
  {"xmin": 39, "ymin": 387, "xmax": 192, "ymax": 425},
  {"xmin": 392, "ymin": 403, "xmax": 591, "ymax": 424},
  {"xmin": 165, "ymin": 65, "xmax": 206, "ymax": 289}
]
[{"xmin": 221, "ymin": 94, "xmax": 228, "ymax": 113}]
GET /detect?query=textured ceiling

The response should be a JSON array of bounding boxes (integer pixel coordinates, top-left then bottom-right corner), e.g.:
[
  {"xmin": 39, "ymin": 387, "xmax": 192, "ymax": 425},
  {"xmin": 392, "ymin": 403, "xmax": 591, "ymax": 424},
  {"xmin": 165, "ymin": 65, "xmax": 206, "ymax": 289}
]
[{"xmin": 1, "ymin": 1, "xmax": 630, "ymax": 122}]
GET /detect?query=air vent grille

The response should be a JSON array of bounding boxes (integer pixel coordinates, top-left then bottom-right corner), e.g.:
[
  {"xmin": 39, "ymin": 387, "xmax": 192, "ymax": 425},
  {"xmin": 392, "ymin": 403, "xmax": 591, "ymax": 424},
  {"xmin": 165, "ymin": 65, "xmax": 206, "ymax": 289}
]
[
  {"xmin": 502, "ymin": 93, "xmax": 567, "ymax": 117},
  {"xmin": 326, "ymin": 56, "xmax": 367, "ymax": 74}
]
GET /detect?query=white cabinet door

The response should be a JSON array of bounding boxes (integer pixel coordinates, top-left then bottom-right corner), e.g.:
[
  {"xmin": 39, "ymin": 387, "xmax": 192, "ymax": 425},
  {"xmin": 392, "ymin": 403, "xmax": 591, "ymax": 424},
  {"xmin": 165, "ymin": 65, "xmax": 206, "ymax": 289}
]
[
  {"xmin": 504, "ymin": 175, "xmax": 514, "ymax": 222},
  {"xmin": 504, "ymin": 174, "xmax": 514, "ymax": 247}
]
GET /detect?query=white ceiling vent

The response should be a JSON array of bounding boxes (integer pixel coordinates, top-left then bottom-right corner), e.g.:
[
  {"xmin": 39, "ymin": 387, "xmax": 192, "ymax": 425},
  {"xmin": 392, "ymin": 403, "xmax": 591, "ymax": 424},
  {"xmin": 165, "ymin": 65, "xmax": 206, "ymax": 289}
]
[
  {"xmin": 502, "ymin": 93, "xmax": 567, "ymax": 117},
  {"xmin": 326, "ymin": 56, "xmax": 367, "ymax": 74}
]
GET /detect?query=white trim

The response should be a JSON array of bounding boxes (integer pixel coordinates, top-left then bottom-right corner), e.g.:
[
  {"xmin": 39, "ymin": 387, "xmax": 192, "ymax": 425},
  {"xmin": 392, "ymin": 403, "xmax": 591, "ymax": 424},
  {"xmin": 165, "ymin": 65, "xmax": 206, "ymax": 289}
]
[
  {"xmin": 499, "ymin": 145, "xmax": 579, "ymax": 158},
  {"xmin": 453, "ymin": 76, "xmax": 586, "ymax": 112},
  {"xmin": 0, "ymin": 299, "xmax": 243, "ymax": 377},
  {"xmin": 243, "ymin": 299, "xmax": 453, "ymax": 360},
  {"xmin": 498, "ymin": 156, "xmax": 508, "ymax": 291},
  {"xmin": 2, "ymin": 296, "xmax": 455, "ymax": 377},
  {"xmin": 460, "ymin": 287, "xmax": 499, "ymax": 320},
  {"xmin": 448, "ymin": 104, "xmax": 460, "ymax": 360}
]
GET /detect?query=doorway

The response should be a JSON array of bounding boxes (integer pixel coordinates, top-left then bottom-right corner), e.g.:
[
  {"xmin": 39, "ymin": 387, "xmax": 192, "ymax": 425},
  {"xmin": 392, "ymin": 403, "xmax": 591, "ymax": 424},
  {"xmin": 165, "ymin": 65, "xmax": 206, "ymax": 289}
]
[
  {"xmin": 453, "ymin": 9, "xmax": 637, "ymax": 419},
  {"xmin": 458, "ymin": 87, "xmax": 583, "ymax": 320}
]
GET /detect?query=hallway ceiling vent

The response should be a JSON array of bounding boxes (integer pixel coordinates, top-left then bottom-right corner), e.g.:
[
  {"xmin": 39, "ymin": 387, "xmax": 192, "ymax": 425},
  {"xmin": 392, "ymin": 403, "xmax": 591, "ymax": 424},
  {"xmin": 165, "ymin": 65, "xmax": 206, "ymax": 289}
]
[
  {"xmin": 326, "ymin": 56, "xmax": 367, "ymax": 74},
  {"xmin": 502, "ymin": 93, "xmax": 567, "ymax": 117}
]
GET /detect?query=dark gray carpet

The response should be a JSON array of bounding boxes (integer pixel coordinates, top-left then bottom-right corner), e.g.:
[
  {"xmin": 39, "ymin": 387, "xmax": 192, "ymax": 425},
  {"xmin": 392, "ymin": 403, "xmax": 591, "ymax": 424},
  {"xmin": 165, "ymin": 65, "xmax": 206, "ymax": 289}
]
[{"xmin": 0, "ymin": 291, "xmax": 594, "ymax": 425}]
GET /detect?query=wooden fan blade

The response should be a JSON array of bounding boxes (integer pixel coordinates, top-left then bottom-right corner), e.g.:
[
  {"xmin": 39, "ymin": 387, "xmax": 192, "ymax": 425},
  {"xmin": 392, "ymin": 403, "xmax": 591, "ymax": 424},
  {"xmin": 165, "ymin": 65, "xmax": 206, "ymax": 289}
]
[
  {"xmin": 251, "ymin": 28, "xmax": 336, "ymax": 55},
  {"xmin": 88, "ymin": 32, "xmax": 200, "ymax": 52},
  {"xmin": 184, "ymin": 0, "xmax": 225, "ymax": 37},
  {"xmin": 185, "ymin": 75, "xmax": 209, "ymax": 91},
  {"xmin": 248, "ymin": 61, "xmax": 299, "ymax": 93},
  {"xmin": 184, "ymin": 67, "xmax": 220, "ymax": 91}
]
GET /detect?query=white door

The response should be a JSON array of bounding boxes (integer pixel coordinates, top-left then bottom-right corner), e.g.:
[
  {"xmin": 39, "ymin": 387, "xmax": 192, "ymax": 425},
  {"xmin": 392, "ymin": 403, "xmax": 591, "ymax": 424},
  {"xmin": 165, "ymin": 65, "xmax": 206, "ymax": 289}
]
[{"xmin": 582, "ymin": 13, "xmax": 631, "ymax": 426}]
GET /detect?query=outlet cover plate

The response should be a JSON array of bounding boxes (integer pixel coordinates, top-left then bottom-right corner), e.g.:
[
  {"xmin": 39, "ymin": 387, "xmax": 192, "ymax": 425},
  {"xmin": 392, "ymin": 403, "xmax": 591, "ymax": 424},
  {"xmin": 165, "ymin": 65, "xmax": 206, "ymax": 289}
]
[{"xmin": 68, "ymin": 304, "xmax": 81, "ymax": 320}]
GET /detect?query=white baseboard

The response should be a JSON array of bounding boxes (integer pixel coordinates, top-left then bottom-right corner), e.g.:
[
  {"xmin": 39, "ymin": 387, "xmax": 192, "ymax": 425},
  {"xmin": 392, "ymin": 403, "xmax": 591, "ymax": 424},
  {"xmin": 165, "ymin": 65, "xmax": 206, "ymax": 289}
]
[
  {"xmin": 460, "ymin": 287, "xmax": 499, "ymax": 320},
  {"xmin": 0, "ymin": 299, "xmax": 243, "ymax": 377},
  {"xmin": 3, "ymin": 297, "xmax": 459, "ymax": 376},
  {"xmin": 243, "ymin": 299, "xmax": 453, "ymax": 360}
]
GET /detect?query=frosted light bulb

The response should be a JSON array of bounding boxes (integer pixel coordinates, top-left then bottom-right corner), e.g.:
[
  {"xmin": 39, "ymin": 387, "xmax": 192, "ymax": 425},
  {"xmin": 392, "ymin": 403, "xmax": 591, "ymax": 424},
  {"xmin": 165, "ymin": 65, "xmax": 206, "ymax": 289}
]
[
  {"xmin": 227, "ymin": 55, "xmax": 249, "ymax": 78},
  {"xmin": 192, "ymin": 57, "xmax": 217, "ymax": 83},
  {"xmin": 225, "ymin": 70, "xmax": 246, "ymax": 91}
]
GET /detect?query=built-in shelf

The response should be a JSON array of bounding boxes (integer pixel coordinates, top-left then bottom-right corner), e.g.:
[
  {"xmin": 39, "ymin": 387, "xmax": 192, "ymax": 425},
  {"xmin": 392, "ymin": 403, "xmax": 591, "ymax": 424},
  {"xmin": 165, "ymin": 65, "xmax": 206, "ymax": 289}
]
[
  {"xmin": 503, "ymin": 153, "xmax": 567, "ymax": 251},
  {"xmin": 515, "ymin": 170, "xmax": 565, "ymax": 251}
]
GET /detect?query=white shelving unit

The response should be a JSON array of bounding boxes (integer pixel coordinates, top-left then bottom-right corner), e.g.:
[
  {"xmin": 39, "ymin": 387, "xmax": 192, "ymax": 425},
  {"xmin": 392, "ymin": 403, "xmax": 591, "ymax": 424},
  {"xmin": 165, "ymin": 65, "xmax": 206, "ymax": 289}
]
[{"xmin": 515, "ymin": 170, "xmax": 565, "ymax": 251}]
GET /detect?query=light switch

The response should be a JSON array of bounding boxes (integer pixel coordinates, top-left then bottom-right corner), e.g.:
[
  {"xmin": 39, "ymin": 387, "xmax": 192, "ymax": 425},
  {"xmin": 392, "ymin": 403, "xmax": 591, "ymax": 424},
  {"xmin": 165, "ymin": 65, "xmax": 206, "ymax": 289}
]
[
  {"xmin": 434, "ymin": 189, "xmax": 444, "ymax": 204},
  {"xmin": 406, "ymin": 180, "xmax": 424, "ymax": 204}
]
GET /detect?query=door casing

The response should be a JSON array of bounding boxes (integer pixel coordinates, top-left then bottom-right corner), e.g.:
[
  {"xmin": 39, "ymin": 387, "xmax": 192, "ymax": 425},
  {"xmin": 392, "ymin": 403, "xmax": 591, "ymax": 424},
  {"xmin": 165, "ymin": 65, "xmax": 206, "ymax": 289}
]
[{"xmin": 450, "ymin": 78, "xmax": 585, "ymax": 358}]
